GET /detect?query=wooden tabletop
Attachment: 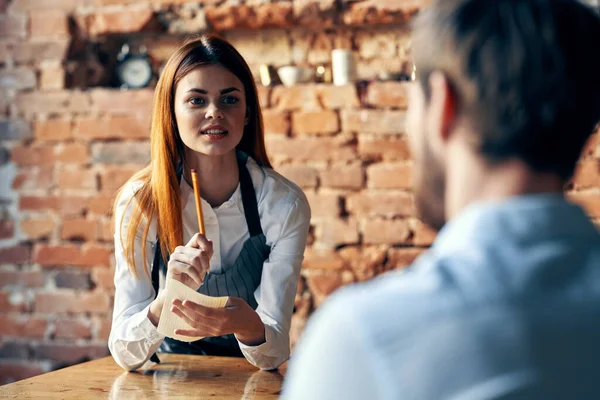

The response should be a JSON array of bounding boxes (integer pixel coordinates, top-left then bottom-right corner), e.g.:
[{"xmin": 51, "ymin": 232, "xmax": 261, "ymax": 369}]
[{"xmin": 0, "ymin": 354, "xmax": 286, "ymax": 399}]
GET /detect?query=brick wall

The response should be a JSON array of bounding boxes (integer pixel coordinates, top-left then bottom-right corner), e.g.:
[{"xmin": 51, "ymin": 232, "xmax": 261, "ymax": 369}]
[{"xmin": 1, "ymin": 0, "xmax": 599, "ymax": 384}]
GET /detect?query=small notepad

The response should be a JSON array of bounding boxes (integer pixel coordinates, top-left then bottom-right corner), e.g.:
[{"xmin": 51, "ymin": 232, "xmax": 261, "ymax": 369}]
[{"xmin": 157, "ymin": 279, "xmax": 229, "ymax": 342}]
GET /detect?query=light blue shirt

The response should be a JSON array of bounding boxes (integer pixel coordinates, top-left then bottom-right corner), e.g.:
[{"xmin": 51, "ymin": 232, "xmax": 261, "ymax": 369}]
[{"xmin": 283, "ymin": 194, "xmax": 600, "ymax": 400}]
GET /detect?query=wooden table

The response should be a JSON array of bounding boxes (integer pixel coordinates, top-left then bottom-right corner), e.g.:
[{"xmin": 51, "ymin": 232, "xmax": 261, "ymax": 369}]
[{"xmin": 0, "ymin": 354, "xmax": 286, "ymax": 399}]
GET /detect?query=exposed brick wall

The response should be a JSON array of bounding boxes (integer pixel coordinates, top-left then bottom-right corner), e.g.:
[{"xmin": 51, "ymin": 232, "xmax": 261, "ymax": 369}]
[{"xmin": 1, "ymin": 0, "xmax": 599, "ymax": 384}]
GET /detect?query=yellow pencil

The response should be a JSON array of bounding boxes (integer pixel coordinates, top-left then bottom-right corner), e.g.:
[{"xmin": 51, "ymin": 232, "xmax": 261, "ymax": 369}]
[{"xmin": 190, "ymin": 169, "xmax": 206, "ymax": 235}]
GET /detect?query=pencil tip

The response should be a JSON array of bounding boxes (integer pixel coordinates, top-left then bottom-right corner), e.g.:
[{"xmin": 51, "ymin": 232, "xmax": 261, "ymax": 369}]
[{"xmin": 191, "ymin": 169, "xmax": 197, "ymax": 174}]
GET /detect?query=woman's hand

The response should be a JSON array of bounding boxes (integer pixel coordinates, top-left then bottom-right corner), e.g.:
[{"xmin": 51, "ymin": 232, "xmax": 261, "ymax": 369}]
[
  {"xmin": 167, "ymin": 233, "xmax": 213, "ymax": 291},
  {"xmin": 170, "ymin": 297, "xmax": 266, "ymax": 346}
]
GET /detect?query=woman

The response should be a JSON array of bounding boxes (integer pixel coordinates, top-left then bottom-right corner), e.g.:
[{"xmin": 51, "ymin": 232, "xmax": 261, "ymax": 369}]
[{"xmin": 109, "ymin": 34, "xmax": 311, "ymax": 372}]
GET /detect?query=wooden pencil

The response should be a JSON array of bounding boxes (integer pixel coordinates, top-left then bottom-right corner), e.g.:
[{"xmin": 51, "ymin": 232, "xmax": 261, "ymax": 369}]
[{"xmin": 190, "ymin": 169, "xmax": 206, "ymax": 235}]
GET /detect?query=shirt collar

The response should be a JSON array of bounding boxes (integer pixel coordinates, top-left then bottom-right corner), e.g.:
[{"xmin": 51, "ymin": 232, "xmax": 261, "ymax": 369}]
[{"xmin": 432, "ymin": 193, "xmax": 597, "ymax": 256}]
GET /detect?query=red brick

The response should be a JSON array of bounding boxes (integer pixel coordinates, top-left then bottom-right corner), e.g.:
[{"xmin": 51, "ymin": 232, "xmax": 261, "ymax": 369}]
[
  {"xmin": 91, "ymin": 267, "xmax": 114, "ymax": 290},
  {"xmin": 74, "ymin": 115, "xmax": 149, "ymax": 140},
  {"xmin": 342, "ymin": 109, "xmax": 406, "ymax": 134},
  {"xmin": 339, "ymin": 245, "xmax": 387, "ymax": 282},
  {"xmin": 412, "ymin": 219, "xmax": 437, "ymax": 246},
  {"xmin": 262, "ymin": 110, "xmax": 289, "ymax": 136},
  {"xmin": 318, "ymin": 84, "xmax": 360, "ymax": 109},
  {"xmin": 30, "ymin": 10, "xmax": 69, "ymax": 37},
  {"xmin": 347, "ymin": 191, "xmax": 414, "ymax": 217},
  {"xmin": 54, "ymin": 270, "xmax": 91, "ymax": 289},
  {"xmin": 20, "ymin": 196, "xmax": 87, "ymax": 216},
  {"xmin": 19, "ymin": 217, "xmax": 55, "ymax": 240},
  {"xmin": 272, "ymin": 85, "xmax": 321, "ymax": 111},
  {"xmin": 0, "ymin": 14, "xmax": 27, "ymax": 39},
  {"xmin": 568, "ymin": 192, "xmax": 600, "ymax": 218},
  {"xmin": 320, "ymin": 162, "xmax": 364, "ymax": 189},
  {"xmin": 88, "ymin": 194, "xmax": 115, "ymax": 216},
  {"xmin": 278, "ymin": 165, "xmax": 318, "ymax": 188},
  {"xmin": 0, "ymin": 292, "xmax": 27, "ymax": 312},
  {"xmin": 15, "ymin": 91, "xmax": 90, "ymax": 116},
  {"xmin": 294, "ymin": 0, "xmax": 337, "ymax": 28},
  {"xmin": 266, "ymin": 136, "xmax": 356, "ymax": 163},
  {"xmin": 33, "ymin": 344, "xmax": 109, "ymax": 364},
  {"xmin": 367, "ymin": 81, "xmax": 409, "ymax": 108},
  {"xmin": 572, "ymin": 161, "xmax": 600, "ymax": 189},
  {"xmin": 12, "ymin": 143, "xmax": 88, "ymax": 166},
  {"xmin": 0, "ymin": 218, "xmax": 14, "ymax": 239},
  {"xmin": 54, "ymin": 318, "xmax": 92, "ymax": 339},
  {"xmin": 10, "ymin": 0, "xmax": 84, "ymax": 11},
  {"xmin": 86, "ymin": 7, "xmax": 155, "ymax": 35},
  {"xmin": 0, "ymin": 270, "xmax": 44, "ymax": 287},
  {"xmin": 367, "ymin": 162, "xmax": 412, "ymax": 189},
  {"xmin": 302, "ymin": 248, "xmax": 345, "ymax": 270},
  {"xmin": 304, "ymin": 269, "xmax": 355, "ymax": 307},
  {"xmin": 34, "ymin": 119, "xmax": 72, "ymax": 141},
  {"xmin": 305, "ymin": 190, "xmax": 341, "ymax": 219},
  {"xmin": 34, "ymin": 244, "xmax": 111, "ymax": 268},
  {"xmin": 206, "ymin": 3, "xmax": 293, "ymax": 30},
  {"xmin": 54, "ymin": 143, "xmax": 89, "ymax": 164},
  {"xmin": 356, "ymin": 28, "xmax": 400, "ymax": 59},
  {"xmin": 292, "ymin": 110, "xmax": 339, "ymax": 135},
  {"xmin": 12, "ymin": 168, "xmax": 54, "ymax": 191},
  {"xmin": 0, "ymin": 67, "xmax": 36, "ymax": 90},
  {"xmin": 98, "ymin": 165, "xmax": 138, "ymax": 193},
  {"xmin": 358, "ymin": 134, "xmax": 412, "ymax": 161},
  {"xmin": 0, "ymin": 361, "xmax": 45, "ymax": 385},
  {"xmin": 315, "ymin": 218, "xmax": 359, "ymax": 247},
  {"xmin": 91, "ymin": 142, "xmax": 150, "ymax": 165},
  {"xmin": 89, "ymin": 88, "xmax": 153, "ymax": 114},
  {"xmin": 75, "ymin": 290, "xmax": 111, "ymax": 314},
  {"xmin": 0, "ymin": 341, "xmax": 29, "ymax": 359},
  {"xmin": 34, "ymin": 291, "xmax": 76, "ymax": 313},
  {"xmin": 0, "ymin": 315, "xmax": 47, "ymax": 338},
  {"xmin": 363, "ymin": 218, "xmax": 411, "ymax": 245},
  {"xmin": 39, "ymin": 64, "xmax": 65, "ymax": 90},
  {"xmin": 0, "ymin": 245, "xmax": 31, "ymax": 265},
  {"xmin": 60, "ymin": 218, "xmax": 98, "ymax": 241},
  {"xmin": 386, "ymin": 247, "xmax": 425, "ymax": 270},
  {"xmin": 97, "ymin": 219, "xmax": 113, "ymax": 242},
  {"xmin": 343, "ymin": 0, "xmax": 422, "ymax": 25},
  {"xmin": 57, "ymin": 169, "xmax": 98, "ymax": 191},
  {"xmin": 35, "ymin": 290, "xmax": 110, "ymax": 314},
  {"xmin": 12, "ymin": 39, "xmax": 70, "ymax": 64},
  {"xmin": 95, "ymin": 318, "xmax": 112, "ymax": 340}
]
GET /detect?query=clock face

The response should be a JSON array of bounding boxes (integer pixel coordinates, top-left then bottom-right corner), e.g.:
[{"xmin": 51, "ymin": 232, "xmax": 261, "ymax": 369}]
[{"xmin": 117, "ymin": 56, "xmax": 152, "ymax": 89}]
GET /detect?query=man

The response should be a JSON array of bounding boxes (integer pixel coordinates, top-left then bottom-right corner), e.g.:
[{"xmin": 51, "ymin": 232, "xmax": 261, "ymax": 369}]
[{"xmin": 282, "ymin": 0, "xmax": 600, "ymax": 399}]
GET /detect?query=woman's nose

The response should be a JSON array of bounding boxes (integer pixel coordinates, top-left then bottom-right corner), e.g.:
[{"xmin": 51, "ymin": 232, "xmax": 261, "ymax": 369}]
[{"xmin": 205, "ymin": 104, "xmax": 224, "ymax": 120}]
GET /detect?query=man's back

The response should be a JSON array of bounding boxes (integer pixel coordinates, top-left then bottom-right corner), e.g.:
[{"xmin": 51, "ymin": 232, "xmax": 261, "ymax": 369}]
[{"xmin": 284, "ymin": 195, "xmax": 600, "ymax": 399}]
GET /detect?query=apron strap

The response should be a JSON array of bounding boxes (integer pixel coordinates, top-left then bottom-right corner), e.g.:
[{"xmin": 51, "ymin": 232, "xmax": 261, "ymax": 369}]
[{"xmin": 237, "ymin": 151, "xmax": 263, "ymax": 237}]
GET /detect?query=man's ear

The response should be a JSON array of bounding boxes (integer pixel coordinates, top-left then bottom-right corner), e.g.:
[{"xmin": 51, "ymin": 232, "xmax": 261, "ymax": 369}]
[{"xmin": 428, "ymin": 71, "xmax": 457, "ymax": 143}]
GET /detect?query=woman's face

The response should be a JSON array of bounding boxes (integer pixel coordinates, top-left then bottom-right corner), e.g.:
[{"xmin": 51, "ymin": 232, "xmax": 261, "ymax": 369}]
[{"xmin": 174, "ymin": 64, "xmax": 247, "ymax": 158}]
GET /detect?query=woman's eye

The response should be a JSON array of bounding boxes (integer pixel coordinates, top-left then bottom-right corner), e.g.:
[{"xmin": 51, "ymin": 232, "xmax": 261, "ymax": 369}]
[
  {"xmin": 189, "ymin": 97, "xmax": 206, "ymax": 105},
  {"xmin": 222, "ymin": 96, "xmax": 239, "ymax": 105}
]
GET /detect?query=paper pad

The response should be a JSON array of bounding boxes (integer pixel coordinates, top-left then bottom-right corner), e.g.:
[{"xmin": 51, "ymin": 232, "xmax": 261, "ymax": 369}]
[{"xmin": 157, "ymin": 279, "xmax": 229, "ymax": 342}]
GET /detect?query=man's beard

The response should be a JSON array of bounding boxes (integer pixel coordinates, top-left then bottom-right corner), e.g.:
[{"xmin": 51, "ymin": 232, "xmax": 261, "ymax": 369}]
[{"xmin": 414, "ymin": 140, "xmax": 446, "ymax": 232}]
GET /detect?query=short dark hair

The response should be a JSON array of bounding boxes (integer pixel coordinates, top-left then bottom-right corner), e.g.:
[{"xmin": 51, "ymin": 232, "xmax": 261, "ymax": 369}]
[{"xmin": 413, "ymin": 0, "xmax": 600, "ymax": 180}]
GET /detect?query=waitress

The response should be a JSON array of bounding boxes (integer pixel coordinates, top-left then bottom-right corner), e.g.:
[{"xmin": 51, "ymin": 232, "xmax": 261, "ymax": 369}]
[{"xmin": 109, "ymin": 34, "xmax": 311, "ymax": 371}]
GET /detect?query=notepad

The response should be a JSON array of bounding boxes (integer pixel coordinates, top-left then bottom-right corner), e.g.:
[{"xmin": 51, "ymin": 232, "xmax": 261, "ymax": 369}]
[{"xmin": 157, "ymin": 279, "xmax": 229, "ymax": 342}]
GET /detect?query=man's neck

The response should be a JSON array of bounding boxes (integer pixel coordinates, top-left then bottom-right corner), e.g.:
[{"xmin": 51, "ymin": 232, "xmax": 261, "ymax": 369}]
[{"xmin": 445, "ymin": 144, "xmax": 564, "ymax": 221}]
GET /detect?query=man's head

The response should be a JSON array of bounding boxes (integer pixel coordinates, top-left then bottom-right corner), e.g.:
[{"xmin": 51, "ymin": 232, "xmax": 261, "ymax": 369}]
[{"xmin": 407, "ymin": 0, "xmax": 600, "ymax": 230}]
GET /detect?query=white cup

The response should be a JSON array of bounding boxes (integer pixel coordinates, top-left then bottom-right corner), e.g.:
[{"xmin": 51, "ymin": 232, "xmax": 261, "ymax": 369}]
[{"xmin": 331, "ymin": 49, "xmax": 356, "ymax": 86}]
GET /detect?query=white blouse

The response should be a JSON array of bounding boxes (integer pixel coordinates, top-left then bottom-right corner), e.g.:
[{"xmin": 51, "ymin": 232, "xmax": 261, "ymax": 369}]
[{"xmin": 109, "ymin": 157, "xmax": 311, "ymax": 371}]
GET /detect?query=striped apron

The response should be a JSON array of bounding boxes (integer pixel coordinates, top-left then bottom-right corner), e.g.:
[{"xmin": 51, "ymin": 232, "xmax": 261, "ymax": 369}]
[{"xmin": 150, "ymin": 152, "xmax": 270, "ymax": 360}]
